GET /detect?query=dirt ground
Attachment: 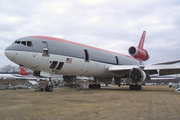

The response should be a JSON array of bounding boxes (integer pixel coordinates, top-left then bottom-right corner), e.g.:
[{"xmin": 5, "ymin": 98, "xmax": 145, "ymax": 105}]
[{"xmin": 0, "ymin": 85, "xmax": 180, "ymax": 120}]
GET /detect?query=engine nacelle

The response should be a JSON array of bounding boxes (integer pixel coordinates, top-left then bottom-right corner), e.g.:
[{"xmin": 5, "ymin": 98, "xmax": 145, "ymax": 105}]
[
  {"xmin": 63, "ymin": 75, "xmax": 76, "ymax": 83},
  {"xmin": 129, "ymin": 68, "xmax": 146, "ymax": 83},
  {"xmin": 129, "ymin": 46, "xmax": 149, "ymax": 61}
]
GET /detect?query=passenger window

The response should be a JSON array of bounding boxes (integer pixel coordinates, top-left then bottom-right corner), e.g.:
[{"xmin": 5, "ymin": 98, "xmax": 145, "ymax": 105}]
[
  {"xmin": 21, "ymin": 41, "xmax": 26, "ymax": 46},
  {"xmin": 49, "ymin": 61, "xmax": 58, "ymax": 69},
  {"xmin": 27, "ymin": 41, "xmax": 33, "ymax": 47}
]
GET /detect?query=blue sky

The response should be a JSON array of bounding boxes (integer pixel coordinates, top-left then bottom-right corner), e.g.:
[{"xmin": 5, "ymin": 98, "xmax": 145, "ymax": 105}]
[{"xmin": 0, "ymin": 0, "xmax": 180, "ymax": 68}]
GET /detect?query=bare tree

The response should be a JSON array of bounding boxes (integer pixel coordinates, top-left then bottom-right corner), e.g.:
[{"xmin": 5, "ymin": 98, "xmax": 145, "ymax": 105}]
[
  {"xmin": 1, "ymin": 65, "xmax": 19, "ymax": 73},
  {"xmin": 1, "ymin": 65, "xmax": 12, "ymax": 73},
  {"xmin": 11, "ymin": 66, "xmax": 19, "ymax": 73}
]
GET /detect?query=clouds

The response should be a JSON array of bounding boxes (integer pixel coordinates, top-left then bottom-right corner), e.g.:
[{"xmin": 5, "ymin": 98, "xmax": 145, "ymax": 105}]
[{"xmin": 0, "ymin": 0, "xmax": 180, "ymax": 67}]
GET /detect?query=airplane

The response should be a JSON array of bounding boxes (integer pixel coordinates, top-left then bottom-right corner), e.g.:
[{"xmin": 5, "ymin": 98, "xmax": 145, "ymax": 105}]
[
  {"xmin": 17, "ymin": 66, "xmax": 55, "ymax": 81},
  {"xmin": 19, "ymin": 66, "xmax": 31, "ymax": 75},
  {"xmin": 4, "ymin": 31, "xmax": 180, "ymax": 92},
  {"xmin": 0, "ymin": 73, "xmax": 17, "ymax": 80},
  {"xmin": 0, "ymin": 66, "xmax": 34, "ymax": 80}
]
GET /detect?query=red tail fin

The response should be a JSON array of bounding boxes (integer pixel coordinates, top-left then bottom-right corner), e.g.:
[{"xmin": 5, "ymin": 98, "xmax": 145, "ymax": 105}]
[
  {"xmin": 129, "ymin": 31, "xmax": 149, "ymax": 61},
  {"xmin": 138, "ymin": 31, "xmax": 146, "ymax": 49},
  {"xmin": 19, "ymin": 66, "xmax": 29, "ymax": 75}
]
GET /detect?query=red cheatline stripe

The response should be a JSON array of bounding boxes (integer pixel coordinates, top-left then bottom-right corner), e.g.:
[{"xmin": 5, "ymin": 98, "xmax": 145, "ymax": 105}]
[{"xmin": 29, "ymin": 36, "xmax": 134, "ymax": 59}]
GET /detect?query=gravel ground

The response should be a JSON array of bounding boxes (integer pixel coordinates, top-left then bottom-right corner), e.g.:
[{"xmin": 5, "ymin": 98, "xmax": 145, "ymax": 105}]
[{"xmin": 0, "ymin": 85, "xmax": 180, "ymax": 120}]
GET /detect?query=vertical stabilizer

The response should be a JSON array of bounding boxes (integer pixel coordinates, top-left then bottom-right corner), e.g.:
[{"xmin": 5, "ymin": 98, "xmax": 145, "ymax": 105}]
[
  {"xmin": 19, "ymin": 66, "xmax": 29, "ymax": 75},
  {"xmin": 128, "ymin": 31, "xmax": 149, "ymax": 61},
  {"xmin": 138, "ymin": 31, "xmax": 146, "ymax": 49}
]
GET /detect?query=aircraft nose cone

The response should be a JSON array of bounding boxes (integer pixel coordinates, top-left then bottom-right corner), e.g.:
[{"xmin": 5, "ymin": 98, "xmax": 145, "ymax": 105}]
[
  {"xmin": 4, "ymin": 45, "xmax": 17, "ymax": 61},
  {"xmin": 4, "ymin": 46, "xmax": 15, "ymax": 61},
  {"xmin": 4, "ymin": 45, "xmax": 26, "ymax": 66}
]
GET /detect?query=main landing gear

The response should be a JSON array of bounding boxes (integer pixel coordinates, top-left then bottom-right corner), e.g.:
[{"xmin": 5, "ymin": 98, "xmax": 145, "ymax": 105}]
[
  {"xmin": 45, "ymin": 77, "xmax": 53, "ymax": 92},
  {"xmin": 89, "ymin": 84, "xmax": 101, "ymax": 89},
  {"xmin": 88, "ymin": 78, "xmax": 101, "ymax": 89},
  {"xmin": 129, "ymin": 84, "xmax": 142, "ymax": 90},
  {"xmin": 45, "ymin": 85, "xmax": 53, "ymax": 92}
]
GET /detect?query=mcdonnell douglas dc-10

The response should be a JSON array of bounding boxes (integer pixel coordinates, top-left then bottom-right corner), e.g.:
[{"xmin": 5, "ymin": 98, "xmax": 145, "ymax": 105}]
[{"xmin": 4, "ymin": 31, "xmax": 180, "ymax": 91}]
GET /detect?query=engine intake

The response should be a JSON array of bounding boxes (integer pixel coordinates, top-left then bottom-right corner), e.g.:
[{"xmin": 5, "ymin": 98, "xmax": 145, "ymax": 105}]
[
  {"xmin": 129, "ymin": 46, "xmax": 149, "ymax": 61},
  {"xmin": 129, "ymin": 68, "xmax": 146, "ymax": 83}
]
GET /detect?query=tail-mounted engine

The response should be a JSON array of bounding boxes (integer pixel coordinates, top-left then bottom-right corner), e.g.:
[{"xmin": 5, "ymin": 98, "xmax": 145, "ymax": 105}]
[
  {"xmin": 129, "ymin": 46, "xmax": 149, "ymax": 61},
  {"xmin": 129, "ymin": 68, "xmax": 146, "ymax": 83},
  {"xmin": 63, "ymin": 75, "xmax": 76, "ymax": 83}
]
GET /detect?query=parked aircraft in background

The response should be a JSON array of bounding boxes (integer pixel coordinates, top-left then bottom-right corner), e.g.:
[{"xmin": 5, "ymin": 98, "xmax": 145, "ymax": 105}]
[
  {"xmin": 19, "ymin": 66, "xmax": 31, "ymax": 75},
  {"xmin": 17, "ymin": 66, "xmax": 58, "ymax": 81},
  {"xmin": 0, "ymin": 73, "xmax": 17, "ymax": 80},
  {"xmin": 0, "ymin": 66, "xmax": 35, "ymax": 80},
  {"xmin": 4, "ymin": 31, "xmax": 180, "ymax": 92}
]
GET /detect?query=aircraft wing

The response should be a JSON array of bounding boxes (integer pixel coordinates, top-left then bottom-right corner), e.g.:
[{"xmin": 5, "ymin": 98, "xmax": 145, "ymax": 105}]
[
  {"xmin": 12, "ymin": 74, "xmax": 23, "ymax": 77},
  {"xmin": 108, "ymin": 65, "xmax": 144, "ymax": 76},
  {"xmin": 108, "ymin": 64, "xmax": 180, "ymax": 76},
  {"xmin": 153, "ymin": 60, "xmax": 180, "ymax": 65},
  {"xmin": 144, "ymin": 64, "xmax": 180, "ymax": 76}
]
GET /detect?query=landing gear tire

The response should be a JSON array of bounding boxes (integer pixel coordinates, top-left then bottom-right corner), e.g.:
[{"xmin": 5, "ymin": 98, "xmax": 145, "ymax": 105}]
[
  {"xmin": 89, "ymin": 84, "xmax": 101, "ymax": 89},
  {"xmin": 89, "ymin": 84, "xmax": 93, "ymax": 89},
  {"xmin": 129, "ymin": 85, "xmax": 142, "ymax": 90},
  {"xmin": 97, "ymin": 84, "xmax": 101, "ymax": 89},
  {"xmin": 45, "ymin": 86, "xmax": 53, "ymax": 92},
  {"xmin": 40, "ymin": 88, "xmax": 44, "ymax": 91}
]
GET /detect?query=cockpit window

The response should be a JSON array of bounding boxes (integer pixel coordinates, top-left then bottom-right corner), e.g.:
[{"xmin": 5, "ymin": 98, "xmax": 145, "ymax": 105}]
[
  {"xmin": 13, "ymin": 40, "xmax": 33, "ymax": 47},
  {"xmin": 14, "ymin": 41, "xmax": 21, "ymax": 44},
  {"xmin": 21, "ymin": 41, "xmax": 26, "ymax": 46},
  {"xmin": 27, "ymin": 41, "xmax": 33, "ymax": 47}
]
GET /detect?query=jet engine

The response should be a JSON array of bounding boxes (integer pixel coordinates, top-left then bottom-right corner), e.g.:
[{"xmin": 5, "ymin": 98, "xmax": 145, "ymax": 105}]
[
  {"xmin": 129, "ymin": 68, "xmax": 146, "ymax": 83},
  {"xmin": 129, "ymin": 46, "xmax": 149, "ymax": 61},
  {"xmin": 63, "ymin": 75, "xmax": 76, "ymax": 83}
]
